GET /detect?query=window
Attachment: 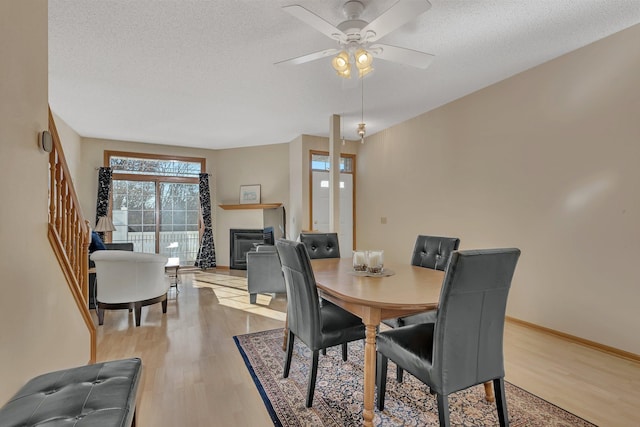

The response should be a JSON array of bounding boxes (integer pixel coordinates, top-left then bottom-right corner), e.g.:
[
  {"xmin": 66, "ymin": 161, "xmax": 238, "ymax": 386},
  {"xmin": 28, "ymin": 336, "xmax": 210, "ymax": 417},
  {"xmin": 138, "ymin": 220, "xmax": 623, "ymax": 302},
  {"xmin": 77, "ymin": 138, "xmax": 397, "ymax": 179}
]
[
  {"xmin": 311, "ymin": 154, "xmax": 353, "ymax": 172},
  {"xmin": 107, "ymin": 151, "xmax": 205, "ymax": 265},
  {"xmin": 320, "ymin": 180, "xmax": 345, "ymax": 188},
  {"xmin": 110, "ymin": 155, "xmax": 201, "ymax": 177}
]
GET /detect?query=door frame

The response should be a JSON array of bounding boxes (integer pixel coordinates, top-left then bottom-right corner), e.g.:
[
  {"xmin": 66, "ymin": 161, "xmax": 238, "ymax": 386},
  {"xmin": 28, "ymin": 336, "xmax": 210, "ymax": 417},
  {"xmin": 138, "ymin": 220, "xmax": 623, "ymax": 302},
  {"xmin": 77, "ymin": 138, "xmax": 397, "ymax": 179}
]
[{"xmin": 309, "ymin": 150, "xmax": 357, "ymax": 249}]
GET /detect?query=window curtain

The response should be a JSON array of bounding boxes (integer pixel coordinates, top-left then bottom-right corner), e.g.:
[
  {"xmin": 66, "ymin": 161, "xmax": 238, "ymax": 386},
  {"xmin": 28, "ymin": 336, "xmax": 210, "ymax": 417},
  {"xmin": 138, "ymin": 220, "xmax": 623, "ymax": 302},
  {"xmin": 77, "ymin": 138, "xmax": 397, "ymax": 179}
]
[
  {"xmin": 195, "ymin": 173, "xmax": 216, "ymax": 268},
  {"xmin": 95, "ymin": 167, "xmax": 112, "ymax": 239}
]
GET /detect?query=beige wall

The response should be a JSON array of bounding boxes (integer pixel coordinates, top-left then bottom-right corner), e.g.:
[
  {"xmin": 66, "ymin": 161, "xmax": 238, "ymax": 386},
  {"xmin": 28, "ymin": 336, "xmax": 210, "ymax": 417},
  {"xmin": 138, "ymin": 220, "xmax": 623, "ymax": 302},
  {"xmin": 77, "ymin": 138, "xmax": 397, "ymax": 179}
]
[
  {"xmin": 215, "ymin": 143, "xmax": 289, "ymax": 266},
  {"xmin": 53, "ymin": 113, "xmax": 83, "ymax": 183},
  {"xmin": 0, "ymin": 0, "xmax": 90, "ymax": 404},
  {"xmin": 357, "ymin": 24, "xmax": 640, "ymax": 354}
]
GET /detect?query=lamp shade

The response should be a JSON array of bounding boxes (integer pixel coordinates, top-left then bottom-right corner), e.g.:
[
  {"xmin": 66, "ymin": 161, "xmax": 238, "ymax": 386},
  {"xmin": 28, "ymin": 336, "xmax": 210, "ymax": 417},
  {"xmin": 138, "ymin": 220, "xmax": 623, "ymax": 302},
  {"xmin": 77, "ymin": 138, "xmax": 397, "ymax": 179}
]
[
  {"xmin": 355, "ymin": 49, "xmax": 374, "ymax": 77},
  {"xmin": 332, "ymin": 50, "xmax": 351, "ymax": 78},
  {"xmin": 95, "ymin": 216, "xmax": 116, "ymax": 232}
]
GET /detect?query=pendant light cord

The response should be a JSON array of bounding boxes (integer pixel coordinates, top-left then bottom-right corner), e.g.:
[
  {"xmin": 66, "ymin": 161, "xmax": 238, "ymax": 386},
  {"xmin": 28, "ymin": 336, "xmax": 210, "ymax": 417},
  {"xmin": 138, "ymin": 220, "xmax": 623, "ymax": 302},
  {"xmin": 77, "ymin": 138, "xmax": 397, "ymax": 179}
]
[{"xmin": 361, "ymin": 78, "xmax": 364, "ymax": 124}]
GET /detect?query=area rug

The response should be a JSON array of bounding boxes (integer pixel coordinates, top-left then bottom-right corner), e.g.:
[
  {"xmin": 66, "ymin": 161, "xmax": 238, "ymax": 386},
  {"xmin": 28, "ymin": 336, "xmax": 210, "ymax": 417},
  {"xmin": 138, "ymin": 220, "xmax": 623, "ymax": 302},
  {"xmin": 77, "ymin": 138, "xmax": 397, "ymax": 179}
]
[
  {"xmin": 192, "ymin": 272, "xmax": 248, "ymax": 291},
  {"xmin": 234, "ymin": 328, "xmax": 596, "ymax": 427}
]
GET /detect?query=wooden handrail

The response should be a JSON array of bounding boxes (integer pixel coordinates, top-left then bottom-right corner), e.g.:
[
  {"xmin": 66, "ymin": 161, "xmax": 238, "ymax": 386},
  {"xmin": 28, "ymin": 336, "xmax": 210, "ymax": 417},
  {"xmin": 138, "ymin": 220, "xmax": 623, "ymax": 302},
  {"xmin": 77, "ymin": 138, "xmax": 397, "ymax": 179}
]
[{"xmin": 47, "ymin": 107, "xmax": 96, "ymax": 363}]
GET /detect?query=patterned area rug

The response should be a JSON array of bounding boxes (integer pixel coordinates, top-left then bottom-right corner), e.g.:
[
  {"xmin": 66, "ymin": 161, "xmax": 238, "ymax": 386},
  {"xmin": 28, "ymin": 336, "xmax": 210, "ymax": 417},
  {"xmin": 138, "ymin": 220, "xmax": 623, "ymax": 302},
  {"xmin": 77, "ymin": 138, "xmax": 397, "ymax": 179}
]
[
  {"xmin": 192, "ymin": 272, "xmax": 248, "ymax": 290},
  {"xmin": 234, "ymin": 328, "xmax": 596, "ymax": 427}
]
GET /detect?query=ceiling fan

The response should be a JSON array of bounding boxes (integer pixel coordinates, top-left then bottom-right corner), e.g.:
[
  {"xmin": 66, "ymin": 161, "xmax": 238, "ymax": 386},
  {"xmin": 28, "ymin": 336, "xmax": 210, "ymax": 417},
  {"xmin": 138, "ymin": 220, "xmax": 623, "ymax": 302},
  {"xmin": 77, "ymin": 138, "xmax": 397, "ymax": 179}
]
[{"xmin": 276, "ymin": 0, "xmax": 435, "ymax": 78}]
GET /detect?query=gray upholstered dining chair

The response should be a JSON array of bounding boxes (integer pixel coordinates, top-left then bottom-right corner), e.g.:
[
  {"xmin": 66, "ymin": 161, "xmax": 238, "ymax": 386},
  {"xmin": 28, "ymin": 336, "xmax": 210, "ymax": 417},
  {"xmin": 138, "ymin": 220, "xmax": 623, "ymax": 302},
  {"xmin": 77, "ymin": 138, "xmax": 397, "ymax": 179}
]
[
  {"xmin": 275, "ymin": 239, "xmax": 365, "ymax": 408},
  {"xmin": 298, "ymin": 232, "xmax": 342, "ymax": 354},
  {"xmin": 382, "ymin": 235, "xmax": 460, "ymax": 328},
  {"xmin": 299, "ymin": 232, "xmax": 341, "ymax": 259},
  {"xmin": 375, "ymin": 248, "xmax": 521, "ymax": 426}
]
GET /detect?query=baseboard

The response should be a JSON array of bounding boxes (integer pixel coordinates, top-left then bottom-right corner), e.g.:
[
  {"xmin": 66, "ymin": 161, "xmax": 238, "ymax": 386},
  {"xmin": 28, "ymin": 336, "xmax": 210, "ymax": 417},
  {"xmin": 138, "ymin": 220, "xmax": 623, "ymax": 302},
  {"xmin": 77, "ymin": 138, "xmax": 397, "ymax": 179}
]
[{"xmin": 506, "ymin": 316, "xmax": 640, "ymax": 363}]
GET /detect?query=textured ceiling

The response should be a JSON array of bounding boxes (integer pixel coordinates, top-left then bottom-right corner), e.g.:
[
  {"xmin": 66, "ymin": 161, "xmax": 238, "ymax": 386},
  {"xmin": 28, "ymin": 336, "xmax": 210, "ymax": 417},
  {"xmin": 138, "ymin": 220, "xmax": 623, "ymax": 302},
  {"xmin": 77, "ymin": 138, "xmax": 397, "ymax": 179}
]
[{"xmin": 48, "ymin": 0, "xmax": 640, "ymax": 150}]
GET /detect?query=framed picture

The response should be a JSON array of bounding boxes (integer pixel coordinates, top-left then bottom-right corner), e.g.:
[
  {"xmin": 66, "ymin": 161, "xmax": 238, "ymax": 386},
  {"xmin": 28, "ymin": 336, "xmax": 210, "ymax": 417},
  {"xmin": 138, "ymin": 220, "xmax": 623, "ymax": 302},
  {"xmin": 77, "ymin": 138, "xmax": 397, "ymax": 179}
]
[{"xmin": 240, "ymin": 184, "xmax": 261, "ymax": 204}]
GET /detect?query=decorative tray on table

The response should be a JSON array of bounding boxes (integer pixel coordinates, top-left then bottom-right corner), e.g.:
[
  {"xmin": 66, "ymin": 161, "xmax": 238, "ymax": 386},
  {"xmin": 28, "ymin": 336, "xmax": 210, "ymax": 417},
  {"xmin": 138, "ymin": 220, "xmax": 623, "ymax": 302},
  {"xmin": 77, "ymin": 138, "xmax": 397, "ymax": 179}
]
[{"xmin": 349, "ymin": 268, "xmax": 395, "ymax": 277}]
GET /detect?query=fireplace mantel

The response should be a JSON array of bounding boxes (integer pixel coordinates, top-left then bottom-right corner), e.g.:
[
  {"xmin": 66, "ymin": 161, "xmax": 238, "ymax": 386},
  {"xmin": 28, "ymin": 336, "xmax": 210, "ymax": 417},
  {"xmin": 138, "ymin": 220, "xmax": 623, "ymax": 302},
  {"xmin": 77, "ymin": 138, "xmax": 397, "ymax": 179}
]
[{"xmin": 219, "ymin": 203, "xmax": 282, "ymax": 210}]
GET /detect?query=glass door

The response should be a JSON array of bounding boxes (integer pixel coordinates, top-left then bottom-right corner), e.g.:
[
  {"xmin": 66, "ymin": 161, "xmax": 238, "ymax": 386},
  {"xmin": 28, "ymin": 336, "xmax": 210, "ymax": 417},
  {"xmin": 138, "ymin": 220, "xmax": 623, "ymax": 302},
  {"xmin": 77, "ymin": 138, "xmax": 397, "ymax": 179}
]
[
  {"xmin": 158, "ymin": 182, "xmax": 200, "ymax": 265},
  {"xmin": 112, "ymin": 180, "xmax": 157, "ymax": 253},
  {"xmin": 111, "ymin": 179, "xmax": 201, "ymax": 265}
]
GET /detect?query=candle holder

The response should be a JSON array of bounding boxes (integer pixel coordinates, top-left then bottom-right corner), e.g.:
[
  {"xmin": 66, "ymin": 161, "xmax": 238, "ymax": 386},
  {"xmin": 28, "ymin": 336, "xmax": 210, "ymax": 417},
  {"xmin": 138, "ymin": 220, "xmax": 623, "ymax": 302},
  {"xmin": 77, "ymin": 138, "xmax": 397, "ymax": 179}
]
[
  {"xmin": 353, "ymin": 250, "xmax": 367, "ymax": 271},
  {"xmin": 366, "ymin": 250, "xmax": 384, "ymax": 274}
]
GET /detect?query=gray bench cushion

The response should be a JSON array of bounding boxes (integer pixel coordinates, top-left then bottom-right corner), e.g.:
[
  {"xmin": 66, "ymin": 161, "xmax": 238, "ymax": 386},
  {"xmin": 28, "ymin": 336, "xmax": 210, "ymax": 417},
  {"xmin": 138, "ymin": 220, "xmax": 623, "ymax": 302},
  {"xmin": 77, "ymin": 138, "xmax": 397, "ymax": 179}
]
[{"xmin": 0, "ymin": 358, "xmax": 141, "ymax": 426}]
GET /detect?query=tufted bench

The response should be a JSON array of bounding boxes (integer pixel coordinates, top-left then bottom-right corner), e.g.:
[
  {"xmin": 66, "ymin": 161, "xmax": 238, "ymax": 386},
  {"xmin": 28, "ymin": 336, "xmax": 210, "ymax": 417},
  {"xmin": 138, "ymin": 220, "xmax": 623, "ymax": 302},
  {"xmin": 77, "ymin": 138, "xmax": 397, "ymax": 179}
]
[{"xmin": 0, "ymin": 358, "xmax": 141, "ymax": 427}]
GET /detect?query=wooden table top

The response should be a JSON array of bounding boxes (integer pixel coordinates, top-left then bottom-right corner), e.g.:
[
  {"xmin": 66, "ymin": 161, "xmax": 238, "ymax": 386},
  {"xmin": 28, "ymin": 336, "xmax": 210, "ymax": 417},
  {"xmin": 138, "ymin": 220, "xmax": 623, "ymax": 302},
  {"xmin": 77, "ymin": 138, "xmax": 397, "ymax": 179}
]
[{"xmin": 311, "ymin": 257, "xmax": 445, "ymax": 312}]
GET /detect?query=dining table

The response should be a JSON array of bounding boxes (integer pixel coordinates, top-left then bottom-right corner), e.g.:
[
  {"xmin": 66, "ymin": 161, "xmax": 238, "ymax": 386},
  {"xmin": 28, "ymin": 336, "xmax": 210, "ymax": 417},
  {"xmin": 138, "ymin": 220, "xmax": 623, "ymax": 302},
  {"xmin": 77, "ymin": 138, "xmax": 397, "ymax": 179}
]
[{"xmin": 310, "ymin": 257, "xmax": 494, "ymax": 426}]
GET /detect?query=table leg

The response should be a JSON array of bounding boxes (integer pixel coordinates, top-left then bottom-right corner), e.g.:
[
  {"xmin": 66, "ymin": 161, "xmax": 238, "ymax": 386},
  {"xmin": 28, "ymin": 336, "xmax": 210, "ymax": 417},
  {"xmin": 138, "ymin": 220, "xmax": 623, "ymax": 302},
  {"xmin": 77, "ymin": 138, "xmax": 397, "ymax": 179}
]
[
  {"xmin": 483, "ymin": 381, "xmax": 495, "ymax": 402},
  {"xmin": 362, "ymin": 309, "xmax": 381, "ymax": 427}
]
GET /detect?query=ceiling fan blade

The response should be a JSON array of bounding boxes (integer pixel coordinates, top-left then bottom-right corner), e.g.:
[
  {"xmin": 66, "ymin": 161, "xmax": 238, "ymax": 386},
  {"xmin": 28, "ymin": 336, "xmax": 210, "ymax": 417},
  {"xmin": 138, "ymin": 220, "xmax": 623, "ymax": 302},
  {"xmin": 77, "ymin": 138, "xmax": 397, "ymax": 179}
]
[
  {"xmin": 275, "ymin": 48, "xmax": 339, "ymax": 66},
  {"xmin": 370, "ymin": 44, "xmax": 434, "ymax": 69},
  {"xmin": 361, "ymin": 0, "xmax": 431, "ymax": 42},
  {"xmin": 283, "ymin": 5, "xmax": 347, "ymax": 42}
]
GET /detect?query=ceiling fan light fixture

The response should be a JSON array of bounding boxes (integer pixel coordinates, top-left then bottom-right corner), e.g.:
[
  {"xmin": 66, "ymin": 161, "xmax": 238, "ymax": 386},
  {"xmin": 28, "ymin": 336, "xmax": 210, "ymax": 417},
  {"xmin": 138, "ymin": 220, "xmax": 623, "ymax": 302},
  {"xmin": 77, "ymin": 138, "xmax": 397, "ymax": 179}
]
[
  {"xmin": 336, "ymin": 67, "xmax": 351, "ymax": 78},
  {"xmin": 354, "ymin": 48, "xmax": 373, "ymax": 78},
  {"xmin": 355, "ymin": 48, "xmax": 373, "ymax": 68},
  {"xmin": 332, "ymin": 50, "xmax": 351, "ymax": 78},
  {"xmin": 358, "ymin": 65, "xmax": 373, "ymax": 78}
]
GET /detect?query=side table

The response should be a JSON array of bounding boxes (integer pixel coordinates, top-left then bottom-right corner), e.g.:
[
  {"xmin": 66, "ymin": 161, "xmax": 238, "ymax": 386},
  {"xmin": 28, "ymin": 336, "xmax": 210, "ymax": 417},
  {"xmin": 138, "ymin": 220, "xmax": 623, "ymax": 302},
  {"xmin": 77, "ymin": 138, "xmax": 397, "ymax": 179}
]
[{"xmin": 165, "ymin": 257, "xmax": 180, "ymax": 292}]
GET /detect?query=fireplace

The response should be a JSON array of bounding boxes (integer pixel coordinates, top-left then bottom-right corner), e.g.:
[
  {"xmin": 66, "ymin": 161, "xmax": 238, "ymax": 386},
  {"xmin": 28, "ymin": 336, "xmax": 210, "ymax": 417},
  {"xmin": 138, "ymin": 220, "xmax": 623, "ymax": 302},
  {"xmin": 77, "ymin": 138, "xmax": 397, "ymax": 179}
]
[{"xmin": 229, "ymin": 229, "xmax": 265, "ymax": 270}]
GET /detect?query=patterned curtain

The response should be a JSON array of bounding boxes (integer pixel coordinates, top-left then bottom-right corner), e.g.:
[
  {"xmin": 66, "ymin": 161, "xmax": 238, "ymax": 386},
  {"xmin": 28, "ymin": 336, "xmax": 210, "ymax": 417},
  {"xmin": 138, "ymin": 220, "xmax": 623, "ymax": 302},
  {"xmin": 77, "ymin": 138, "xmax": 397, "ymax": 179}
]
[
  {"xmin": 195, "ymin": 173, "xmax": 216, "ymax": 268},
  {"xmin": 95, "ymin": 167, "xmax": 112, "ymax": 239}
]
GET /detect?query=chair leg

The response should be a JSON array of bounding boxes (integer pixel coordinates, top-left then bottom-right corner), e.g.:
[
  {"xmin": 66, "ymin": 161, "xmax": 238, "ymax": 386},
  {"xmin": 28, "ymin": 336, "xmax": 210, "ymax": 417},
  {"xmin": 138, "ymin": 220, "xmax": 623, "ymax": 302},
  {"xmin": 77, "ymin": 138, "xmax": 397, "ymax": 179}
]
[
  {"xmin": 396, "ymin": 366, "xmax": 404, "ymax": 382},
  {"xmin": 161, "ymin": 298, "xmax": 167, "ymax": 313},
  {"xmin": 376, "ymin": 352, "xmax": 388, "ymax": 411},
  {"xmin": 282, "ymin": 315, "xmax": 288, "ymax": 351},
  {"xmin": 494, "ymin": 378, "xmax": 509, "ymax": 427},
  {"xmin": 134, "ymin": 302, "xmax": 142, "ymax": 327},
  {"xmin": 322, "ymin": 348, "xmax": 327, "ymax": 356},
  {"xmin": 249, "ymin": 293, "xmax": 257, "ymax": 304},
  {"xmin": 97, "ymin": 307, "xmax": 105, "ymax": 325},
  {"xmin": 305, "ymin": 350, "xmax": 319, "ymax": 408},
  {"xmin": 283, "ymin": 331, "xmax": 295, "ymax": 378},
  {"xmin": 342, "ymin": 342, "xmax": 348, "ymax": 361},
  {"xmin": 436, "ymin": 393, "xmax": 450, "ymax": 426}
]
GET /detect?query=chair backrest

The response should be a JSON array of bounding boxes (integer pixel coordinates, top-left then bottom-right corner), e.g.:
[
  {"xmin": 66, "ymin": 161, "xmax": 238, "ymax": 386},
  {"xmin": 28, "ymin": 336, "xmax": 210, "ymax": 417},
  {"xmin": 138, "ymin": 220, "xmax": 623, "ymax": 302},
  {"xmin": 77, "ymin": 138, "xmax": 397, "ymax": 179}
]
[
  {"xmin": 299, "ymin": 232, "xmax": 340, "ymax": 259},
  {"xmin": 105, "ymin": 242, "xmax": 134, "ymax": 251},
  {"xmin": 275, "ymin": 239, "xmax": 323, "ymax": 349},
  {"xmin": 432, "ymin": 248, "xmax": 520, "ymax": 395},
  {"xmin": 410, "ymin": 235, "xmax": 460, "ymax": 271},
  {"xmin": 263, "ymin": 226, "xmax": 275, "ymax": 246},
  {"xmin": 90, "ymin": 250, "xmax": 169, "ymax": 304}
]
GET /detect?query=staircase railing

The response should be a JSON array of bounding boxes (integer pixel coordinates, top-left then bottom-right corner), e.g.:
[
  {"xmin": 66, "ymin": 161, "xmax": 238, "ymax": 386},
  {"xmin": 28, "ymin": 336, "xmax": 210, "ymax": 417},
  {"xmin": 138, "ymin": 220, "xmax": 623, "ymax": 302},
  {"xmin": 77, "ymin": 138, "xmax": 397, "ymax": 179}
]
[{"xmin": 46, "ymin": 107, "xmax": 96, "ymax": 363}]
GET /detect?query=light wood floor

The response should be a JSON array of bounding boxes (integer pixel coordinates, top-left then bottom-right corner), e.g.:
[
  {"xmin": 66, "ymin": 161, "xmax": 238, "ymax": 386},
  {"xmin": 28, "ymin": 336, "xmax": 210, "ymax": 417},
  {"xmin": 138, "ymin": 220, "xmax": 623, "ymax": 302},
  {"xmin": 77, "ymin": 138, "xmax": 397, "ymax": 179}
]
[{"xmin": 95, "ymin": 271, "xmax": 640, "ymax": 427}]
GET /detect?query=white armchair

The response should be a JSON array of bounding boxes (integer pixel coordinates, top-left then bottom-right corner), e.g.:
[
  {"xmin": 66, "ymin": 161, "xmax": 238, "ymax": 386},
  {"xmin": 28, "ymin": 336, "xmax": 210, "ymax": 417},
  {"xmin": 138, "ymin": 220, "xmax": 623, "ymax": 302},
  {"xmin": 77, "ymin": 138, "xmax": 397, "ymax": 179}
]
[{"xmin": 90, "ymin": 250, "xmax": 169, "ymax": 327}]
